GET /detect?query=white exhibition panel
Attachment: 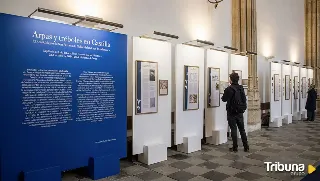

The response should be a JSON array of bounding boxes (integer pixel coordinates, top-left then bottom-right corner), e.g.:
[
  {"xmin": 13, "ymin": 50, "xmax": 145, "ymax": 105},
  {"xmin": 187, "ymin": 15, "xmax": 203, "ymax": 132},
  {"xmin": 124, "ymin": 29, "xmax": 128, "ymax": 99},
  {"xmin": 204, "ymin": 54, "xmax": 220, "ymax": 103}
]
[
  {"xmin": 291, "ymin": 66, "xmax": 300, "ymax": 120},
  {"xmin": 230, "ymin": 54, "xmax": 248, "ymax": 136},
  {"xmin": 308, "ymin": 68, "xmax": 314, "ymax": 87},
  {"xmin": 281, "ymin": 64, "xmax": 292, "ymax": 124},
  {"xmin": 300, "ymin": 67, "xmax": 308, "ymax": 117},
  {"xmin": 270, "ymin": 62, "xmax": 282, "ymax": 125},
  {"xmin": 257, "ymin": 55, "xmax": 271, "ymax": 104},
  {"xmin": 230, "ymin": 55, "xmax": 249, "ymax": 80},
  {"xmin": 204, "ymin": 50, "xmax": 228, "ymax": 141},
  {"xmin": 132, "ymin": 37, "xmax": 171, "ymax": 156},
  {"xmin": 174, "ymin": 44, "xmax": 205, "ymax": 146}
]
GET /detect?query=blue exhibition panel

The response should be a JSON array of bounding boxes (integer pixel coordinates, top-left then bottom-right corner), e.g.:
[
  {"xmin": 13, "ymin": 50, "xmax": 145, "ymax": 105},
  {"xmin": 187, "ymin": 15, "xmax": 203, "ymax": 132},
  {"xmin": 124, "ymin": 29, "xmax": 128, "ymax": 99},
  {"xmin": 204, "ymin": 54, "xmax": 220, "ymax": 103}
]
[{"xmin": 0, "ymin": 13, "xmax": 127, "ymax": 181}]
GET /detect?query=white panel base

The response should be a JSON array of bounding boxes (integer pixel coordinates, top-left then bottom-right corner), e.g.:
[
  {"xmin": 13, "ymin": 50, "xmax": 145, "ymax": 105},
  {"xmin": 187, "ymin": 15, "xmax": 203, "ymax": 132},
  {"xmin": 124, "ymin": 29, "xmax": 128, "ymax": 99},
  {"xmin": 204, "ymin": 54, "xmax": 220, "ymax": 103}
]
[
  {"xmin": 301, "ymin": 110, "xmax": 307, "ymax": 119},
  {"xmin": 292, "ymin": 112, "xmax": 301, "ymax": 121},
  {"xmin": 207, "ymin": 130, "xmax": 228, "ymax": 145},
  {"xmin": 138, "ymin": 143, "xmax": 167, "ymax": 165},
  {"xmin": 269, "ymin": 117, "xmax": 282, "ymax": 128},
  {"xmin": 177, "ymin": 136, "xmax": 201, "ymax": 154},
  {"xmin": 282, "ymin": 114, "xmax": 292, "ymax": 124}
]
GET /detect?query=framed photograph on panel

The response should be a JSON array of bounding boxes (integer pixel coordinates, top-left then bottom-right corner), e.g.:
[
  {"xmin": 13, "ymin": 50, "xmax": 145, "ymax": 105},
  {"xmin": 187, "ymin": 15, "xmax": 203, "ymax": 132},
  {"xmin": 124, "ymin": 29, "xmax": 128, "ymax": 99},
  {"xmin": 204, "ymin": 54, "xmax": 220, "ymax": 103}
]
[
  {"xmin": 208, "ymin": 67, "xmax": 220, "ymax": 108},
  {"xmin": 159, "ymin": 80, "xmax": 168, "ymax": 96},
  {"xmin": 219, "ymin": 81, "xmax": 229, "ymax": 94},
  {"xmin": 294, "ymin": 76, "xmax": 299, "ymax": 99},
  {"xmin": 135, "ymin": 60, "xmax": 158, "ymax": 114},
  {"xmin": 302, "ymin": 77, "xmax": 307, "ymax": 98},
  {"xmin": 232, "ymin": 70, "xmax": 242, "ymax": 85},
  {"xmin": 285, "ymin": 75, "xmax": 290, "ymax": 100},
  {"xmin": 274, "ymin": 74, "xmax": 280, "ymax": 101},
  {"xmin": 183, "ymin": 65, "xmax": 199, "ymax": 111},
  {"xmin": 308, "ymin": 78, "xmax": 313, "ymax": 87}
]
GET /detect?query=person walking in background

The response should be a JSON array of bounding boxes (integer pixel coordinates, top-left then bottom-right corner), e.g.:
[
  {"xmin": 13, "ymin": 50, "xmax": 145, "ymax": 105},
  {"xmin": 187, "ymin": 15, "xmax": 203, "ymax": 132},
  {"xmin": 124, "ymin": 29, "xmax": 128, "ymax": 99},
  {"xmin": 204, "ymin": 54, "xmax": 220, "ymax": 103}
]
[
  {"xmin": 305, "ymin": 84, "xmax": 317, "ymax": 122},
  {"xmin": 222, "ymin": 72, "xmax": 249, "ymax": 152}
]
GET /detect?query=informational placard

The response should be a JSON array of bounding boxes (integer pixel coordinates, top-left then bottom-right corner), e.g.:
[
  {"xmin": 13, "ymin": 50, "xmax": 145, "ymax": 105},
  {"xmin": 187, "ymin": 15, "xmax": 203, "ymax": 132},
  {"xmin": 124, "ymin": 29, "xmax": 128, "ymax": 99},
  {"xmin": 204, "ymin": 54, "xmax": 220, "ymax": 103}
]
[
  {"xmin": 0, "ymin": 13, "xmax": 127, "ymax": 181},
  {"xmin": 159, "ymin": 80, "xmax": 168, "ymax": 96},
  {"xmin": 285, "ymin": 75, "xmax": 290, "ymax": 100},
  {"xmin": 302, "ymin": 77, "xmax": 307, "ymax": 98},
  {"xmin": 208, "ymin": 67, "xmax": 220, "ymax": 108},
  {"xmin": 184, "ymin": 65, "xmax": 199, "ymax": 110},
  {"xmin": 136, "ymin": 60, "xmax": 158, "ymax": 114},
  {"xmin": 294, "ymin": 76, "xmax": 299, "ymax": 99},
  {"xmin": 274, "ymin": 74, "xmax": 280, "ymax": 101},
  {"xmin": 232, "ymin": 70, "xmax": 242, "ymax": 85}
]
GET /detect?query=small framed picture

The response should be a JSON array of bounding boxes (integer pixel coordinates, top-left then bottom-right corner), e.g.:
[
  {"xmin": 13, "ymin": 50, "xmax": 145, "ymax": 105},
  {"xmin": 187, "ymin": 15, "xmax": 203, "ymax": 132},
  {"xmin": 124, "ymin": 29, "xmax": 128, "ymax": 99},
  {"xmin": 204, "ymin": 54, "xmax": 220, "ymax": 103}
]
[{"xmin": 159, "ymin": 80, "xmax": 168, "ymax": 96}]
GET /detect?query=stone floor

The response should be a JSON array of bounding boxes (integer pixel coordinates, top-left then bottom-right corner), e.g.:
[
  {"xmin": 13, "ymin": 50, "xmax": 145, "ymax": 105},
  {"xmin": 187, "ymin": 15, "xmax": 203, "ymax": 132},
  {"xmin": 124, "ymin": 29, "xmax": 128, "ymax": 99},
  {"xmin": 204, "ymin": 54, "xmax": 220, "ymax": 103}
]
[{"xmin": 63, "ymin": 120, "xmax": 320, "ymax": 181}]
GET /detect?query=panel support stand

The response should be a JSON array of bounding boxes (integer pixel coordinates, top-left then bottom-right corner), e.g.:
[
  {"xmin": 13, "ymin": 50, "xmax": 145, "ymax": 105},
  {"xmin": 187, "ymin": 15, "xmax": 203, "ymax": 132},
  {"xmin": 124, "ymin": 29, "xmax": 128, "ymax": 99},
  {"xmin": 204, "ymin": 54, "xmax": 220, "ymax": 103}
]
[
  {"xmin": 177, "ymin": 136, "xmax": 201, "ymax": 154},
  {"xmin": 138, "ymin": 144, "xmax": 167, "ymax": 165},
  {"xmin": 283, "ymin": 114, "xmax": 292, "ymax": 124},
  {"xmin": 89, "ymin": 155, "xmax": 120, "ymax": 180}
]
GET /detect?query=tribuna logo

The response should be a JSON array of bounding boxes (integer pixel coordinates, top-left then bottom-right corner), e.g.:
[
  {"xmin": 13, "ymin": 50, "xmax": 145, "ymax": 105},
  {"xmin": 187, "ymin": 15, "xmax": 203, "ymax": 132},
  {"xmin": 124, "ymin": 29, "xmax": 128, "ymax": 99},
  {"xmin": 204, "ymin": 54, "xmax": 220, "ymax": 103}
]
[{"xmin": 264, "ymin": 162, "xmax": 305, "ymax": 176}]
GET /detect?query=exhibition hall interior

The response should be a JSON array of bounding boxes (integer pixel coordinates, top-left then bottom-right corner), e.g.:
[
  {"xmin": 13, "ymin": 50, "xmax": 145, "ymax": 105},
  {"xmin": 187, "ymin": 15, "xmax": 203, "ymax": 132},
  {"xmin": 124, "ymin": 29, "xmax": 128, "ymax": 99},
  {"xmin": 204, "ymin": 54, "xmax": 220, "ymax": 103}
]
[{"xmin": 1, "ymin": 0, "xmax": 320, "ymax": 181}]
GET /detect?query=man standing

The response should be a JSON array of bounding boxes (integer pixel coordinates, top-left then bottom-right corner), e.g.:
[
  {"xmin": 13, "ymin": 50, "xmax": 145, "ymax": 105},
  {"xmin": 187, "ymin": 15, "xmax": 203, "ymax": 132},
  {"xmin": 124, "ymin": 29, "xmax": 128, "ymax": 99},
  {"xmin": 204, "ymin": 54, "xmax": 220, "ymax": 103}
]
[
  {"xmin": 305, "ymin": 84, "xmax": 317, "ymax": 122},
  {"xmin": 222, "ymin": 72, "xmax": 249, "ymax": 152}
]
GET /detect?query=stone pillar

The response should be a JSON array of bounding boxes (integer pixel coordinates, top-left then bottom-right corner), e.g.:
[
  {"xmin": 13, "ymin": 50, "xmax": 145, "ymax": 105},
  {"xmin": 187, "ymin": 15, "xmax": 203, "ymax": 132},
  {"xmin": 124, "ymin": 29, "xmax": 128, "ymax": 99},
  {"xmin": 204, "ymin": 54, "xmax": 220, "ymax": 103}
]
[
  {"xmin": 305, "ymin": 0, "xmax": 320, "ymax": 111},
  {"xmin": 232, "ymin": 0, "xmax": 261, "ymax": 132}
]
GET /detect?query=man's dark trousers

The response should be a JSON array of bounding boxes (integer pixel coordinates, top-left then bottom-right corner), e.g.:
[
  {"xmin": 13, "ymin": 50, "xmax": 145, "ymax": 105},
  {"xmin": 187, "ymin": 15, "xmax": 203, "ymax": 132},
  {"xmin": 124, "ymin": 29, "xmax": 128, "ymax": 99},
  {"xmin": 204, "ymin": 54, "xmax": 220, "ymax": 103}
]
[
  {"xmin": 307, "ymin": 110, "xmax": 315, "ymax": 121},
  {"xmin": 228, "ymin": 113, "xmax": 248, "ymax": 149}
]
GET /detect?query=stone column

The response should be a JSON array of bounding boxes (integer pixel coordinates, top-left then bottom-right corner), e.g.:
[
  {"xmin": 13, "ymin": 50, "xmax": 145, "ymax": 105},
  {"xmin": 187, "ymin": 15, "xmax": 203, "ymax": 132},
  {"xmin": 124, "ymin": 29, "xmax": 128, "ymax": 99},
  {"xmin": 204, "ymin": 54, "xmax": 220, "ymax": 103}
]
[
  {"xmin": 232, "ymin": 0, "xmax": 261, "ymax": 132},
  {"xmin": 305, "ymin": 0, "xmax": 320, "ymax": 111}
]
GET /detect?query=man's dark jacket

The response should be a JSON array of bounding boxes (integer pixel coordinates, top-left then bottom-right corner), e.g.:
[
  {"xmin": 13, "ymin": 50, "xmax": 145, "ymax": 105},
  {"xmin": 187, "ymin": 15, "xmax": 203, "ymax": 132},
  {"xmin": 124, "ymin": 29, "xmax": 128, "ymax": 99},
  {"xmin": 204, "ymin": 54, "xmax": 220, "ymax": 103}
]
[
  {"xmin": 221, "ymin": 83, "xmax": 246, "ymax": 115},
  {"xmin": 305, "ymin": 88, "xmax": 317, "ymax": 111}
]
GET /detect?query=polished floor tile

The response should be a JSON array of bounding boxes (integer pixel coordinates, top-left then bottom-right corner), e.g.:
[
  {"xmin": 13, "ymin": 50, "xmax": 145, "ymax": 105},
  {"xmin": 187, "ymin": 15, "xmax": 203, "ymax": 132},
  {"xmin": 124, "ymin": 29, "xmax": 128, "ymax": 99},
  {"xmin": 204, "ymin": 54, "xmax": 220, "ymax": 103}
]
[{"xmin": 62, "ymin": 120, "xmax": 320, "ymax": 181}]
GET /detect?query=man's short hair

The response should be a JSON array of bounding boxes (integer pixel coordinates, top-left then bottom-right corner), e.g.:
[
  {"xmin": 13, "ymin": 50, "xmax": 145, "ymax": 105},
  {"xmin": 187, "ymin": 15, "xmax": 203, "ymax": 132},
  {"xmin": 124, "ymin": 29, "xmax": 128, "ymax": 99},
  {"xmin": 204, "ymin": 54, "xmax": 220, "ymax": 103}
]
[{"xmin": 230, "ymin": 72, "xmax": 239, "ymax": 83}]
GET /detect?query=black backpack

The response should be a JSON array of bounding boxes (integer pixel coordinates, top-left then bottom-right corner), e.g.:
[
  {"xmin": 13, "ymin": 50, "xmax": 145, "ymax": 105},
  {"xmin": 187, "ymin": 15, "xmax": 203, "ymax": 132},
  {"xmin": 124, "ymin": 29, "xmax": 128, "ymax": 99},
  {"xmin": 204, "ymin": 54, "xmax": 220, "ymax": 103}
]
[{"xmin": 230, "ymin": 85, "xmax": 247, "ymax": 114}]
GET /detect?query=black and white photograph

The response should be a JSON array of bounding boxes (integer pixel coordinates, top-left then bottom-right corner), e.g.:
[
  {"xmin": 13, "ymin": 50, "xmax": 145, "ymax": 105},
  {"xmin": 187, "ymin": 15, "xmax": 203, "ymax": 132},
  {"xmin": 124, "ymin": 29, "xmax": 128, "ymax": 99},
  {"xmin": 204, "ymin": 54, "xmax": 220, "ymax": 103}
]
[
  {"xmin": 189, "ymin": 94, "xmax": 198, "ymax": 103},
  {"xmin": 159, "ymin": 80, "xmax": 168, "ymax": 95},
  {"xmin": 149, "ymin": 69, "xmax": 155, "ymax": 81},
  {"xmin": 150, "ymin": 97, "xmax": 155, "ymax": 108}
]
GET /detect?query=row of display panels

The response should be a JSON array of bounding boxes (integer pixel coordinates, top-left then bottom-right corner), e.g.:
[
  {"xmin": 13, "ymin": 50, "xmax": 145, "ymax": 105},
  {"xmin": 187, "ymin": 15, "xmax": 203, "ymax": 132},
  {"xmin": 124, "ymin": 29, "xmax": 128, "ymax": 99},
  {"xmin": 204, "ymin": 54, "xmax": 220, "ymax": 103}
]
[
  {"xmin": 269, "ymin": 62, "xmax": 313, "ymax": 124},
  {"xmin": 135, "ymin": 61, "xmax": 248, "ymax": 114},
  {"xmin": 131, "ymin": 38, "xmax": 249, "ymax": 160},
  {"xmin": 272, "ymin": 69, "xmax": 312, "ymax": 101}
]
